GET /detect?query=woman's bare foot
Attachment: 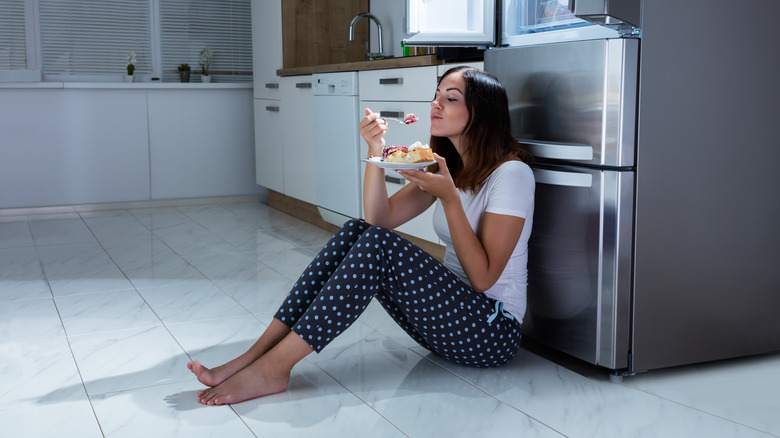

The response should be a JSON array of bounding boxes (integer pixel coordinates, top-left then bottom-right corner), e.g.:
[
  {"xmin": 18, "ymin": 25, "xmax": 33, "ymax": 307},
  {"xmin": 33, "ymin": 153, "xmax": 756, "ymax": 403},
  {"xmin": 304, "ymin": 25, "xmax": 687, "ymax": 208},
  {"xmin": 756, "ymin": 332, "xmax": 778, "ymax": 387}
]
[
  {"xmin": 196, "ymin": 357, "xmax": 290, "ymax": 405},
  {"xmin": 187, "ymin": 319, "xmax": 296, "ymax": 389},
  {"xmin": 187, "ymin": 360, "xmax": 235, "ymax": 387}
]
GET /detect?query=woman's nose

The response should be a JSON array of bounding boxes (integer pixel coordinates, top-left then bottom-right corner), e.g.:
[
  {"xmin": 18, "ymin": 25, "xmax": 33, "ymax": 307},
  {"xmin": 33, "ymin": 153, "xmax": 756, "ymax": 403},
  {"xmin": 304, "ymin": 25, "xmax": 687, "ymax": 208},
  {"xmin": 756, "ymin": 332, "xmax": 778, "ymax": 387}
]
[{"xmin": 431, "ymin": 98, "xmax": 441, "ymax": 109}]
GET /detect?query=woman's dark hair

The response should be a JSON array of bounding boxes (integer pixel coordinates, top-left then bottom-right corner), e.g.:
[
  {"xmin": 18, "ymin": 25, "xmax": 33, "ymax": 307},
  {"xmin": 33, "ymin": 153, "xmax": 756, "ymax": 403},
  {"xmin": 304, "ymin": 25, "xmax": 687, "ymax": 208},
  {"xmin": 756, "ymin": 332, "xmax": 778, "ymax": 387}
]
[{"xmin": 430, "ymin": 66, "xmax": 532, "ymax": 192}]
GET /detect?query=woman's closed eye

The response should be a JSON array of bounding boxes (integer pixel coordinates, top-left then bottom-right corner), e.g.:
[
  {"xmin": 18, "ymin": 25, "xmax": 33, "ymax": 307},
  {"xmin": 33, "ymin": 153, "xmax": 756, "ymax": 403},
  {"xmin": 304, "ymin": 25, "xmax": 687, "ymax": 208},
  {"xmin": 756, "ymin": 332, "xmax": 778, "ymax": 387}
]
[{"xmin": 432, "ymin": 93, "xmax": 459, "ymax": 104}]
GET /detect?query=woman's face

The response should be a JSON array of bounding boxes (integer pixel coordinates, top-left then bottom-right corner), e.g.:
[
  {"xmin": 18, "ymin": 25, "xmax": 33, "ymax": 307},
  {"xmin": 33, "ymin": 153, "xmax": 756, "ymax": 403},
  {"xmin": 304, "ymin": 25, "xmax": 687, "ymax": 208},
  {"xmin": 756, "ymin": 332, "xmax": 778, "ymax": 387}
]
[{"xmin": 430, "ymin": 72, "xmax": 470, "ymax": 151}]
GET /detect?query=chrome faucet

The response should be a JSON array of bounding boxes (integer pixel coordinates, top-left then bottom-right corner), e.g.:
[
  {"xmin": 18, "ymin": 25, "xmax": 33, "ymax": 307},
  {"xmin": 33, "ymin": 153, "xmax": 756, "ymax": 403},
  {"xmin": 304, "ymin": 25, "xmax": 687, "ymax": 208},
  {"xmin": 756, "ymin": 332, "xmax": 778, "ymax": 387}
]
[{"xmin": 349, "ymin": 12, "xmax": 384, "ymax": 60}]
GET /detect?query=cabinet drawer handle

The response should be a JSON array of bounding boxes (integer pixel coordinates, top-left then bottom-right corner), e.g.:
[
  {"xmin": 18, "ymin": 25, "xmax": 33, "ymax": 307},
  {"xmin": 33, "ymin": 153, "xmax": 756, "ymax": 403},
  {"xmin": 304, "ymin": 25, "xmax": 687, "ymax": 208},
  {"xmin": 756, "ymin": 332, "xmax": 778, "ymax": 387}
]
[
  {"xmin": 379, "ymin": 111, "xmax": 405, "ymax": 118},
  {"xmin": 295, "ymin": 82, "xmax": 312, "ymax": 89},
  {"xmin": 379, "ymin": 78, "xmax": 404, "ymax": 85},
  {"xmin": 265, "ymin": 105, "xmax": 280, "ymax": 112},
  {"xmin": 385, "ymin": 175, "xmax": 405, "ymax": 185},
  {"xmin": 265, "ymin": 83, "xmax": 279, "ymax": 89}
]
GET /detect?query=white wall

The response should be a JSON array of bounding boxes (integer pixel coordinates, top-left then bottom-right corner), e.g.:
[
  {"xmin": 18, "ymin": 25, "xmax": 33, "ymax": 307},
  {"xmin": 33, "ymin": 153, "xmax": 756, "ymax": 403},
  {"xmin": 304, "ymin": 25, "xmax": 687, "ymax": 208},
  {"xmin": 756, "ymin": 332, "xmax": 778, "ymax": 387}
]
[
  {"xmin": 0, "ymin": 84, "xmax": 263, "ymax": 209},
  {"xmin": 369, "ymin": 1, "xmax": 406, "ymax": 58}
]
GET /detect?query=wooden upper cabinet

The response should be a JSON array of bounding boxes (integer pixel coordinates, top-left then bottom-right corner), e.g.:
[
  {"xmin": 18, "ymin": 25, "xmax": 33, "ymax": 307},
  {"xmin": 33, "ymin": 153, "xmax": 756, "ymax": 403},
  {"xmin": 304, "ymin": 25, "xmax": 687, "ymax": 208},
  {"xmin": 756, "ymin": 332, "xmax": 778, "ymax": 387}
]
[{"xmin": 282, "ymin": 0, "xmax": 370, "ymax": 69}]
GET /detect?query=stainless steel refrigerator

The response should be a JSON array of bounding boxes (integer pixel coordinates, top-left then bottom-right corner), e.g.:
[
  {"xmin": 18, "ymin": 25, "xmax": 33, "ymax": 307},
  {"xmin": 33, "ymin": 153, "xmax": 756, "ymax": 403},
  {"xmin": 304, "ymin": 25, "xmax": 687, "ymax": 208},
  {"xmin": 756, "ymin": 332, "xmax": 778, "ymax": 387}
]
[
  {"xmin": 405, "ymin": 0, "xmax": 780, "ymax": 377},
  {"xmin": 486, "ymin": 37, "xmax": 638, "ymax": 374}
]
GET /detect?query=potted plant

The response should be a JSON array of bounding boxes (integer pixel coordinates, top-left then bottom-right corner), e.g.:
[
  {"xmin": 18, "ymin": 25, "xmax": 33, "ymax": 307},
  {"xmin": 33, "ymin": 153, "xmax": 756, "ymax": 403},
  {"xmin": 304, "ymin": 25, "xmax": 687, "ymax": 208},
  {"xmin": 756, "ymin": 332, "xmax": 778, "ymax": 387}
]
[
  {"xmin": 125, "ymin": 50, "xmax": 136, "ymax": 82},
  {"xmin": 199, "ymin": 49, "xmax": 213, "ymax": 83},
  {"xmin": 178, "ymin": 63, "xmax": 191, "ymax": 83}
]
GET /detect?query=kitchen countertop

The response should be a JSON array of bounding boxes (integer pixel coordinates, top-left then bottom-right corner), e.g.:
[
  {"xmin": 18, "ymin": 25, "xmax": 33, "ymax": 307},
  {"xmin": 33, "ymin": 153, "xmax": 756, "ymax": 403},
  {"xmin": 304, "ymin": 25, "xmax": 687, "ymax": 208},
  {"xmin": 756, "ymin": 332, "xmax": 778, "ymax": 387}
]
[{"xmin": 277, "ymin": 55, "xmax": 442, "ymax": 76}]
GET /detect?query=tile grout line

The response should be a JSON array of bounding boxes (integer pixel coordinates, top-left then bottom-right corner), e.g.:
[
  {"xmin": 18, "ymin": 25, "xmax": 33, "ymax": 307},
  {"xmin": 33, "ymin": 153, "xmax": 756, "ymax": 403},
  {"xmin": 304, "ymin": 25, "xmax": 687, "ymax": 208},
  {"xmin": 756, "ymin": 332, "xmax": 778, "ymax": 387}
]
[
  {"xmin": 314, "ymin": 362, "xmax": 412, "ymax": 438},
  {"xmin": 410, "ymin": 347, "xmax": 569, "ymax": 437},
  {"xmin": 77, "ymin": 207, "xmax": 262, "ymax": 436},
  {"xmin": 168, "ymin": 203, "xmax": 412, "ymax": 436},
  {"xmin": 173, "ymin": 203, "xmax": 327, "ymax": 284},
  {"xmin": 85, "ymin": 205, "xmax": 267, "ymax": 437},
  {"xmin": 31, "ymin": 219, "xmax": 107, "ymax": 438},
  {"xmin": 615, "ymin": 382, "xmax": 779, "ymax": 437}
]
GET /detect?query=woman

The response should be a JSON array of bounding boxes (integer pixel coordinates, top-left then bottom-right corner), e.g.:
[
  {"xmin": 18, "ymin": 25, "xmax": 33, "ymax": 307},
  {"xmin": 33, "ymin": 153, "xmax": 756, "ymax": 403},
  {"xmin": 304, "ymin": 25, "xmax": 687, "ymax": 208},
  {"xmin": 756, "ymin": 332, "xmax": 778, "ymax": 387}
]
[{"xmin": 188, "ymin": 66, "xmax": 534, "ymax": 406}]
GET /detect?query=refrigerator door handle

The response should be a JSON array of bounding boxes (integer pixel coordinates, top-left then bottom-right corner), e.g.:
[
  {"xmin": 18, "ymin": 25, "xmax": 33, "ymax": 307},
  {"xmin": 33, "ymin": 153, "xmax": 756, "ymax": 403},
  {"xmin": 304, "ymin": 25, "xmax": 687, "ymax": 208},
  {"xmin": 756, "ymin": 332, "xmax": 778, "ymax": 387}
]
[
  {"xmin": 520, "ymin": 140, "xmax": 594, "ymax": 161},
  {"xmin": 533, "ymin": 168, "xmax": 593, "ymax": 188}
]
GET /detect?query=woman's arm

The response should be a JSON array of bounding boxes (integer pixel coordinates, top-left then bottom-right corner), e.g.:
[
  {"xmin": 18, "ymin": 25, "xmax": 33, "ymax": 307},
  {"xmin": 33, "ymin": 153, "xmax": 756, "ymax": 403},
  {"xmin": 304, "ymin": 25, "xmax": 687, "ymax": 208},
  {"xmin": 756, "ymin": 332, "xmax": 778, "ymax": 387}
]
[
  {"xmin": 399, "ymin": 155, "xmax": 525, "ymax": 292},
  {"xmin": 360, "ymin": 108, "xmax": 436, "ymax": 227},
  {"xmin": 443, "ymin": 204, "xmax": 525, "ymax": 292}
]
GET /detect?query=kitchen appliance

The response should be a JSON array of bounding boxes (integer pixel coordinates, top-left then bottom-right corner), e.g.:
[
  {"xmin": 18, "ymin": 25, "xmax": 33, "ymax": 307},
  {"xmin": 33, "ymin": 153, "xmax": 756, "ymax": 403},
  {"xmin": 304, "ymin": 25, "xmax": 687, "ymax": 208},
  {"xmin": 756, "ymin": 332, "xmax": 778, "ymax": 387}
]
[
  {"xmin": 405, "ymin": 0, "xmax": 780, "ymax": 377},
  {"xmin": 313, "ymin": 72, "xmax": 363, "ymax": 226},
  {"xmin": 487, "ymin": 38, "xmax": 638, "ymax": 373},
  {"xmin": 403, "ymin": 0, "xmax": 637, "ymax": 48}
]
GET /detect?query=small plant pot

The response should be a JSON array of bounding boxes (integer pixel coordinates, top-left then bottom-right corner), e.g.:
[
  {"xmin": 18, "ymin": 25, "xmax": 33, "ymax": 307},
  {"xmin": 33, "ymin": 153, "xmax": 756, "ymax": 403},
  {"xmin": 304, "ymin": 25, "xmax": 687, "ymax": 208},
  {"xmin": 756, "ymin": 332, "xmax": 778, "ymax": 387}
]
[
  {"xmin": 201, "ymin": 75, "xmax": 211, "ymax": 83},
  {"xmin": 124, "ymin": 75, "xmax": 134, "ymax": 83},
  {"xmin": 179, "ymin": 70, "xmax": 191, "ymax": 83}
]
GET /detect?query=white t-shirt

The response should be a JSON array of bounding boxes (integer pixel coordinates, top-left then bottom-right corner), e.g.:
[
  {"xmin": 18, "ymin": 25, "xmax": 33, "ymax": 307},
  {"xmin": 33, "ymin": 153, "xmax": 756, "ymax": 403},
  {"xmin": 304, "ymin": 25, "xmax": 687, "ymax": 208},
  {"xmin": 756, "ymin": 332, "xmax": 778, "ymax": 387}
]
[{"xmin": 432, "ymin": 160, "xmax": 535, "ymax": 322}]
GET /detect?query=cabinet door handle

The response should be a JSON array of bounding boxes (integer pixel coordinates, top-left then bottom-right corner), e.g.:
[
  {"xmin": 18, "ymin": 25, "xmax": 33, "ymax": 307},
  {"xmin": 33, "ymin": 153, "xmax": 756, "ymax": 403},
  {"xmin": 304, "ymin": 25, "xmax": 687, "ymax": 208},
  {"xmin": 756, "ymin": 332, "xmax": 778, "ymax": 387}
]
[
  {"xmin": 385, "ymin": 175, "xmax": 405, "ymax": 185},
  {"xmin": 265, "ymin": 105, "xmax": 280, "ymax": 112},
  {"xmin": 379, "ymin": 78, "xmax": 404, "ymax": 85},
  {"xmin": 265, "ymin": 83, "xmax": 279, "ymax": 89},
  {"xmin": 295, "ymin": 82, "xmax": 312, "ymax": 89},
  {"xmin": 379, "ymin": 111, "xmax": 406, "ymax": 118}
]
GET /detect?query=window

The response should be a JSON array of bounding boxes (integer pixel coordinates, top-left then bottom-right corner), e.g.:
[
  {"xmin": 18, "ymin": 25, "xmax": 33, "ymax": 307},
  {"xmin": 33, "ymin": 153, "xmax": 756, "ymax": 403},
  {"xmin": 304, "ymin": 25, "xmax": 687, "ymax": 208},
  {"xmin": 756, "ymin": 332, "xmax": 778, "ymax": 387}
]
[
  {"xmin": 1, "ymin": 0, "xmax": 252, "ymax": 83},
  {"xmin": 159, "ymin": 0, "xmax": 253, "ymax": 83},
  {"xmin": 0, "ymin": 0, "xmax": 40, "ymax": 81},
  {"xmin": 0, "ymin": 0, "xmax": 28, "ymax": 70},
  {"xmin": 39, "ymin": 0, "xmax": 152, "ymax": 81}
]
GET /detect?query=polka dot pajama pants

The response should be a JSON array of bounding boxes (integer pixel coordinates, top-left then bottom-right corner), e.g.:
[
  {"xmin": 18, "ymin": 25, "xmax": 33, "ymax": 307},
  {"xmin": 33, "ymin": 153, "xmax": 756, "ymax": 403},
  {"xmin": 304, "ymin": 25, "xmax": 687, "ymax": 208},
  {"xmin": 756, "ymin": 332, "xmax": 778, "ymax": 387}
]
[{"xmin": 274, "ymin": 219, "xmax": 522, "ymax": 367}]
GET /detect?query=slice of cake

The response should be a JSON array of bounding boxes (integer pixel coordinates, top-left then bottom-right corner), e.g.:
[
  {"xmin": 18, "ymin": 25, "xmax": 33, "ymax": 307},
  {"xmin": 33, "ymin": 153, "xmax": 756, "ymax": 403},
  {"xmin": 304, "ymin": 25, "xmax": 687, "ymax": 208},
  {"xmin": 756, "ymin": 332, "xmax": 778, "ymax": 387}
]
[{"xmin": 384, "ymin": 141, "xmax": 434, "ymax": 163}]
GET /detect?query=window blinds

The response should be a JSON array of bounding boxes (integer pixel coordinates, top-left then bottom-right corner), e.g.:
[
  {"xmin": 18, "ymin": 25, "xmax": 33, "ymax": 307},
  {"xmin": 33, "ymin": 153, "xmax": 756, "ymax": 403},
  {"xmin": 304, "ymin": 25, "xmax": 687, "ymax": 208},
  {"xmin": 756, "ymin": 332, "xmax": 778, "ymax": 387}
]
[
  {"xmin": 38, "ymin": 0, "xmax": 152, "ymax": 78},
  {"xmin": 0, "ymin": 0, "xmax": 28, "ymax": 70},
  {"xmin": 159, "ymin": 0, "xmax": 252, "ymax": 83}
]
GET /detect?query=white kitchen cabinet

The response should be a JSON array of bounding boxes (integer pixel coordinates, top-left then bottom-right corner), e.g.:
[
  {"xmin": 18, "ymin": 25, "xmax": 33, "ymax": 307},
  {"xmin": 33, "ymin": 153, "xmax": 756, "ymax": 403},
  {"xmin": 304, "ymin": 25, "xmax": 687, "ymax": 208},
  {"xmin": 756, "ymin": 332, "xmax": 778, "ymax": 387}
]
[
  {"xmin": 252, "ymin": 2, "xmax": 316, "ymax": 204},
  {"xmin": 251, "ymin": 0, "xmax": 282, "ymax": 100},
  {"xmin": 359, "ymin": 66, "xmax": 440, "ymax": 244},
  {"xmin": 359, "ymin": 66, "xmax": 438, "ymax": 102},
  {"xmin": 251, "ymin": 0, "xmax": 283, "ymax": 193},
  {"xmin": 0, "ymin": 86, "xmax": 259, "ymax": 209},
  {"xmin": 254, "ymin": 75, "xmax": 316, "ymax": 202},
  {"xmin": 254, "ymin": 98, "xmax": 284, "ymax": 192},
  {"xmin": 251, "ymin": 1, "xmax": 316, "ymax": 203},
  {"xmin": 280, "ymin": 76, "xmax": 316, "ymax": 204},
  {"xmin": 149, "ymin": 89, "xmax": 258, "ymax": 200}
]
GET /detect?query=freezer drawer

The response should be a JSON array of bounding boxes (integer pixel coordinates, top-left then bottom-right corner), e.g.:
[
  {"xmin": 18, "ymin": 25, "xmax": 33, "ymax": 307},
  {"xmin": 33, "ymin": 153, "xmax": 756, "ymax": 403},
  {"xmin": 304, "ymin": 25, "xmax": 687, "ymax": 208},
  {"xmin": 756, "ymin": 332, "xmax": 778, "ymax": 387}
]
[
  {"xmin": 524, "ymin": 164, "xmax": 634, "ymax": 369},
  {"xmin": 485, "ymin": 38, "xmax": 638, "ymax": 168}
]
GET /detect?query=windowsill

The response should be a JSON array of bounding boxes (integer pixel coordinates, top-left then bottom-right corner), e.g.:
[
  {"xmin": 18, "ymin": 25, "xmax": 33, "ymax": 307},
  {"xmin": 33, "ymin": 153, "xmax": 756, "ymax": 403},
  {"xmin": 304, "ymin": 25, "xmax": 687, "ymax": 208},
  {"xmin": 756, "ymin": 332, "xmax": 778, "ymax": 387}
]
[{"xmin": 0, "ymin": 81, "xmax": 253, "ymax": 90}]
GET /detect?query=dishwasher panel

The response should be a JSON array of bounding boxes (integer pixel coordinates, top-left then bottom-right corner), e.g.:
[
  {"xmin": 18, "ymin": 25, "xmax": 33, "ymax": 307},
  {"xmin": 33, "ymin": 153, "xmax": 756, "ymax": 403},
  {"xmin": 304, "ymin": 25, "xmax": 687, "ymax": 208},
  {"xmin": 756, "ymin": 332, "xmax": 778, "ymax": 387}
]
[{"xmin": 313, "ymin": 72, "xmax": 362, "ymax": 223}]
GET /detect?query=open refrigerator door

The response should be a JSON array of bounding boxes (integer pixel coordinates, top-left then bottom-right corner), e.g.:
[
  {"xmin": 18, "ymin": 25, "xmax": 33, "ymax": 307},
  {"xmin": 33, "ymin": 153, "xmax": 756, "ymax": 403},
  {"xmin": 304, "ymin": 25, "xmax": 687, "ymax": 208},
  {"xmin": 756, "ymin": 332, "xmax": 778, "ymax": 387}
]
[{"xmin": 501, "ymin": 0, "xmax": 619, "ymax": 46}]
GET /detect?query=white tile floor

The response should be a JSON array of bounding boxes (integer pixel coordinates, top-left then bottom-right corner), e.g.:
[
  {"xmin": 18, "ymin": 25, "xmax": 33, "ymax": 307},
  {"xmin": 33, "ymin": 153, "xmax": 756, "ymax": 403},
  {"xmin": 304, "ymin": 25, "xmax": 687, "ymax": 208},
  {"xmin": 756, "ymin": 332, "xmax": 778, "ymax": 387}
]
[{"xmin": 1, "ymin": 200, "xmax": 778, "ymax": 437}]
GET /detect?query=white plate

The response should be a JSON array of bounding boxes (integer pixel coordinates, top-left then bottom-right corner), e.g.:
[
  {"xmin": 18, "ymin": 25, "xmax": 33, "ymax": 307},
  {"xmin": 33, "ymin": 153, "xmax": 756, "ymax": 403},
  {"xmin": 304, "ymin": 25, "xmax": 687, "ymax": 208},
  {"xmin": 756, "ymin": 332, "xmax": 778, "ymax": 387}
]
[{"xmin": 362, "ymin": 157, "xmax": 436, "ymax": 170}]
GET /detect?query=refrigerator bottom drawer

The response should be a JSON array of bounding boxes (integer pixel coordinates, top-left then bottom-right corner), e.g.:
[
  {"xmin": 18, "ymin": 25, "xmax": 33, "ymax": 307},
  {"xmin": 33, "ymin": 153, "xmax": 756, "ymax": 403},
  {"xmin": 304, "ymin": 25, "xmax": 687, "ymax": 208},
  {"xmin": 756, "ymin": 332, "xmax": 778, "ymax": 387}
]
[{"xmin": 523, "ymin": 164, "xmax": 634, "ymax": 370}]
